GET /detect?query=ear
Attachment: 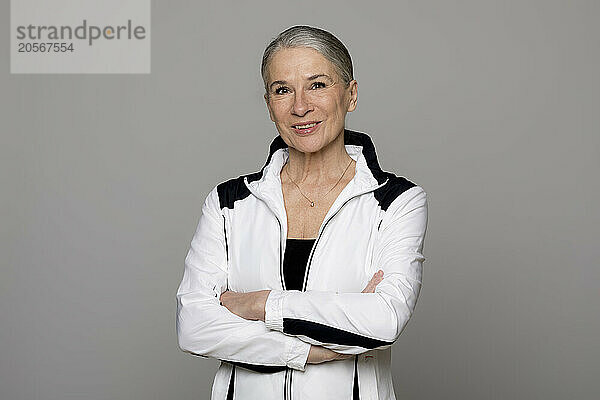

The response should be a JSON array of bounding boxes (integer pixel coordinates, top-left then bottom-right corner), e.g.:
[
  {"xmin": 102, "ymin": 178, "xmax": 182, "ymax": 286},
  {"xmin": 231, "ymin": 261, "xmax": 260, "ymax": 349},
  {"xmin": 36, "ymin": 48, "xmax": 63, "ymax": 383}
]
[
  {"xmin": 346, "ymin": 80, "xmax": 358, "ymax": 112},
  {"xmin": 264, "ymin": 93, "xmax": 275, "ymax": 122}
]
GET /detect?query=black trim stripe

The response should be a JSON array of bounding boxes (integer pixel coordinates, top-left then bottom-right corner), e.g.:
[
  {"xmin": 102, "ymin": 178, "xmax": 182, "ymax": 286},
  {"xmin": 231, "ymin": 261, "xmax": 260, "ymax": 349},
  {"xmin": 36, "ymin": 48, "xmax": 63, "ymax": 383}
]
[
  {"xmin": 226, "ymin": 365, "xmax": 235, "ymax": 400},
  {"xmin": 353, "ymin": 355, "xmax": 360, "ymax": 400},
  {"xmin": 284, "ymin": 368, "xmax": 290, "ymax": 400},
  {"xmin": 283, "ymin": 318, "xmax": 393, "ymax": 349},
  {"xmin": 228, "ymin": 360, "xmax": 286, "ymax": 373},
  {"xmin": 289, "ymin": 367, "xmax": 293, "ymax": 397},
  {"xmin": 222, "ymin": 215, "xmax": 229, "ymax": 263}
]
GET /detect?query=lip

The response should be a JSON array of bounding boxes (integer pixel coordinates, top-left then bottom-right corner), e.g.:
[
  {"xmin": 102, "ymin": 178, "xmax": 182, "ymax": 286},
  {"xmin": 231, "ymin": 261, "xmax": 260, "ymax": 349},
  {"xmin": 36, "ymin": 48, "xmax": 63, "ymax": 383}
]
[{"xmin": 291, "ymin": 121, "xmax": 322, "ymax": 135}]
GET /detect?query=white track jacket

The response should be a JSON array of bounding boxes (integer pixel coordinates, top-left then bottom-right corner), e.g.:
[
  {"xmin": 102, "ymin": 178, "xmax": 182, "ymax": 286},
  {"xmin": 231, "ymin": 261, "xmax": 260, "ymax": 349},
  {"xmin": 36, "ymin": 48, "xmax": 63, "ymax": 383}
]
[{"xmin": 176, "ymin": 129, "xmax": 429, "ymax": 400}]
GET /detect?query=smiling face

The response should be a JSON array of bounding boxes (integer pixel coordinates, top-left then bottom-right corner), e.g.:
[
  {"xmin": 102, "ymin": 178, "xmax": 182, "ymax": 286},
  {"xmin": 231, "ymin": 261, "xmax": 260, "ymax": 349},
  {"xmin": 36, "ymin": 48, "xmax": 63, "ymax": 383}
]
[{"xmin": 263, "ymin": 47, "xmax": 358, "ymax": 154}]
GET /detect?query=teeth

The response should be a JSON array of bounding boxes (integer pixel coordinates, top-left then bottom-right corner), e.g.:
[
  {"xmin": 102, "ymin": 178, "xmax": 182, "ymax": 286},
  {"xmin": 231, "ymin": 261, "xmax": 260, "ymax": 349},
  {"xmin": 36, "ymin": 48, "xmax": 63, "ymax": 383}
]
[{"xmin": 295, "ymin": 122, "xmax": 317, "ymax": 129}]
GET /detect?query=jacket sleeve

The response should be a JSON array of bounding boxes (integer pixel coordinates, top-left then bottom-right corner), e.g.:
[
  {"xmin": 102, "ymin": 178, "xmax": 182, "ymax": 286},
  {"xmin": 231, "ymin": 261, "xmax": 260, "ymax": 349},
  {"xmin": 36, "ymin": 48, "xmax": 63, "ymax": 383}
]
[
  {"xmin": 264, "ymin": 186, "xmax": 428, "ymax": 354},
  {"xmin": 176, "ymin": 185, "xmax": 311, "ymax": 372}
]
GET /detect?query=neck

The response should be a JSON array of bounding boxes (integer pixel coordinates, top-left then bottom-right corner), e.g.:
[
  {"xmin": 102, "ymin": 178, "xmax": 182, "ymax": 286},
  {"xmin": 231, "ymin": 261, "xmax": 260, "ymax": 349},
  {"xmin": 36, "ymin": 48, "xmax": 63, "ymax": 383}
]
[{"xmin": 283, "ymin": 131, "xmax": 355, "ymax": 186}]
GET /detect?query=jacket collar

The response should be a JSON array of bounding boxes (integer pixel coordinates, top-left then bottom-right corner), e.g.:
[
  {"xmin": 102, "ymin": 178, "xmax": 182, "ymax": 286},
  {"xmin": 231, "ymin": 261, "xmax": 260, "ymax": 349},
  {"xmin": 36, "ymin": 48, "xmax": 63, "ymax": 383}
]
[
  {"xmin": 245, "ymin": 129, "xmax": 389, "ymax": 194},
  {"xmin": 243, "ymin": 129, "xmax": 390, "ymax": 224}
]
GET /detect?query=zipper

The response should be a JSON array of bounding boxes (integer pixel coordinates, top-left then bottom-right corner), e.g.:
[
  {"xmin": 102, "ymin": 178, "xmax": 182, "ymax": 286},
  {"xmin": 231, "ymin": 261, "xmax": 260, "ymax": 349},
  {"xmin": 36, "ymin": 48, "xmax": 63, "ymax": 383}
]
[
  {"xmin": 269, "ymin": 193, "xmax": 289, "ymax": 399},
  {"xmin": 301, "ymin": 178, "xmax": 390, "ymax": 291},
  {"xmin": 244, "ymin": 176, "xmax": 389, "ymax": 400},
  {"xmin": 290, "ymin": 178, "xmax": 388, "ymax": 399},
  {"xmin": 242, "ymin": 177, "xmax": 291, "ymax": 400}
]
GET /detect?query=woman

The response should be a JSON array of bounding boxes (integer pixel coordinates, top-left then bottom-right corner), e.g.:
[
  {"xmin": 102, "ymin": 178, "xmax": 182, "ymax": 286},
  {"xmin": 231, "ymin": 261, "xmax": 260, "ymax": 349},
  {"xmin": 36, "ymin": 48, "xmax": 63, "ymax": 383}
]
[{"xmin": 176, "ymin": 25, "xmax": 428, "ymax": 400}]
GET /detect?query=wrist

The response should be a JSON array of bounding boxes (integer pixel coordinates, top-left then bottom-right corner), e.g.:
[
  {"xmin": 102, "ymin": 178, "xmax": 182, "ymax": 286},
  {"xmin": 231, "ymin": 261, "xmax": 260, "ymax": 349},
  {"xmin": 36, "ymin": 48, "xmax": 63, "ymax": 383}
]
[{"xmin": 255, "ymin": 290, "xmax": 270, "ymax": 321}]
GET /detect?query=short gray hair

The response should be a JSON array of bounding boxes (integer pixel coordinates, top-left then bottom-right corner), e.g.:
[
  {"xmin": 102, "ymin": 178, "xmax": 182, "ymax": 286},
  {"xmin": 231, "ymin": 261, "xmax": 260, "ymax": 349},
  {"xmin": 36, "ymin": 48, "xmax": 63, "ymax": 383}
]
[{"xmin": 261, "ymin": 25, "xmax": 354, "ymax": 96}]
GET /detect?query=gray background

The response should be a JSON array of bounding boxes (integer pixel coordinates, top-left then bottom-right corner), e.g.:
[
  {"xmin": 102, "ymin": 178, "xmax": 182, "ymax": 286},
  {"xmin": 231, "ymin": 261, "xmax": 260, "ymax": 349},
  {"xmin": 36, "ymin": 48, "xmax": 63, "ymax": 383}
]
[{"xmin": 1, "ymin": 0, "xmax": 598, "ymax": 399}]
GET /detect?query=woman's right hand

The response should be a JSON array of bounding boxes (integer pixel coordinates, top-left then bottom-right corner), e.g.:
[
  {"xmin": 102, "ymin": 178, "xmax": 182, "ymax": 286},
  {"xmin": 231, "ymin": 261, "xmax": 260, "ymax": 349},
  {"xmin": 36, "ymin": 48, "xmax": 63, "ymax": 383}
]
[
  {"xmin": 306, "ymin": 270, "xmax": 384, "ymax": 364},
  {"xmin": 307, "ymin": 345, "xmax": 353, "ymax": 364}
]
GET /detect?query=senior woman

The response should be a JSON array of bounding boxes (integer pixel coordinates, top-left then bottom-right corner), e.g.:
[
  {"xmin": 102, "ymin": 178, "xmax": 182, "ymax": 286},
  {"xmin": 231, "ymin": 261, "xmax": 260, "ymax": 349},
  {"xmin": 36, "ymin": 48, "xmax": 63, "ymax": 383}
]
[{"xmin": 176, "ymin": 25, "xmax": 428, "ymax": 400}]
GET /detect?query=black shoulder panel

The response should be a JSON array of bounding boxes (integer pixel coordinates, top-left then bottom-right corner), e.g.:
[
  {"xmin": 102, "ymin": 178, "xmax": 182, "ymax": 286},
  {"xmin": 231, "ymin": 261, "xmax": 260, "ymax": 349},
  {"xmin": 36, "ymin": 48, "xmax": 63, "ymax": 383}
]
[
  {"xmin": 374, "ymin": 173, "xmax": 417, "ymax": 212},
  {"xmin": 216, "ymin": 135, "xmax": 288, "ymax": 210},
  {"xmin": 216, "ymin": 176, "xmax": 251, "ymax": 210}
]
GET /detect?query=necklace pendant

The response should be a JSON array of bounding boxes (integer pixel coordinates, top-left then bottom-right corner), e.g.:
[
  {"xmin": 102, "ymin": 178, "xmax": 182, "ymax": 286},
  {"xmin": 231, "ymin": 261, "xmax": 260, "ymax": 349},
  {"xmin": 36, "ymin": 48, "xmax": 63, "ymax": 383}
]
[{"xmin": 310, "ymin": 201, "xmax": 315, "ymax": 207}]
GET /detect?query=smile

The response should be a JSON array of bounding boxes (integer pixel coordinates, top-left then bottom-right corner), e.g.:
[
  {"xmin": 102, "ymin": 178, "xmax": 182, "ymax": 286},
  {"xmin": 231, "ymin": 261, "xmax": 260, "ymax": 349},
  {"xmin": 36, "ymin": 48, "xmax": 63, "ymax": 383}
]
[{"xmin": 292, "ymin": 121, "xmax": 322, "ymax": 135}]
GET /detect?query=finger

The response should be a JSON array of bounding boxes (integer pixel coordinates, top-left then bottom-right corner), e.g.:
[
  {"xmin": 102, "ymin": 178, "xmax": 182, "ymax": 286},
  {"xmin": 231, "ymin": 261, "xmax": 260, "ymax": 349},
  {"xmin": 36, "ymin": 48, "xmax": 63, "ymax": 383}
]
[
  {"xmin": 361, "ymin": 270, "xmax": 384, "ymax": 293},
  {"xmin": 365, "ymin": 270, "xmax": 384, "ymax": 292},
  {"xmin": 333, "ymin": 352, "xmax": 354, "ymax": 361},
  {"xmin": 362, "ymin": 275, "xmax": 376, "ymax": 293}
]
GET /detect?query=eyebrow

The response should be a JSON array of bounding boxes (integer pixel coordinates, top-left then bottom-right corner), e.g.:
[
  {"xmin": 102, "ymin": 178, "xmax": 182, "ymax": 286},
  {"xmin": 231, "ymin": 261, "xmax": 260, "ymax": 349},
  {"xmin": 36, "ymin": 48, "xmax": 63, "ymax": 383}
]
[{"xmin": 269, "ymin": 74, "xmax": 333, "ymax": 90}]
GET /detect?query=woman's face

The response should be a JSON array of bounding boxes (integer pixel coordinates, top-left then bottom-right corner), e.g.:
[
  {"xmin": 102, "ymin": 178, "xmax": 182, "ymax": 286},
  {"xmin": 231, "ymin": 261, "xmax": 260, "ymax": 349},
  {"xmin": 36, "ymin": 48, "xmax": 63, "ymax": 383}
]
[{"xmin": 264, "ymin": 47, "xmax": 358, "ymax": 154}]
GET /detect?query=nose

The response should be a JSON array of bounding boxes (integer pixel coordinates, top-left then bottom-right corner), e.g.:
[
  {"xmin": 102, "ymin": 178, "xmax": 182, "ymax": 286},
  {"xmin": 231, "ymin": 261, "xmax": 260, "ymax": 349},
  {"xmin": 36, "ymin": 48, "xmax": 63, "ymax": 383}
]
[{"xmin": 291, "ymin": 89, "xmax": 312, "ymax": 116}]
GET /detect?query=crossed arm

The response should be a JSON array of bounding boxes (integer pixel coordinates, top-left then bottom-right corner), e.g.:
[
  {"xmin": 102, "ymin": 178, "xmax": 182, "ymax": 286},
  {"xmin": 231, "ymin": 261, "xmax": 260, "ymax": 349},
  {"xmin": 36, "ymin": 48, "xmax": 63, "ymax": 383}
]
[
  {"xmin": 219, "ymin": 270, "xmax": 384, "ymax": 364},
  {"xmin": 176, "ymin": 185, "xmax": 358, "ymax": 371},
  {"xmin": 176, "ymin": 184, "xmax": 427, "ymax": 371}
]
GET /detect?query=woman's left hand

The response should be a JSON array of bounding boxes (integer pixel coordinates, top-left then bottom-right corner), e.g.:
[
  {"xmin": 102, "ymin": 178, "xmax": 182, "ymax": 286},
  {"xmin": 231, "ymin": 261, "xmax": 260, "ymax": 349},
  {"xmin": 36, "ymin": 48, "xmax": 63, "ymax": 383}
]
[{"xmin": 219, "ymin": 290, "xmax": 271, "ymax": 321}]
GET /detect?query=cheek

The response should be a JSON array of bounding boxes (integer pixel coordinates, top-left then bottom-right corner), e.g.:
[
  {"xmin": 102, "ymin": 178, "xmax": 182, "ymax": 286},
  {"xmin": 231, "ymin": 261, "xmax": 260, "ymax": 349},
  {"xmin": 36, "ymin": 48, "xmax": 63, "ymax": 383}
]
[
  {"xmin": 311, "ymin": 93, "xmax": 345, "ymax": 114},
  {"xmin": 270, "ymin": 99, "xmax": 292, "ymax": 116},
  {"xmin": 326, "ymin": 100, "xmax": 346, "ymax": 117}
]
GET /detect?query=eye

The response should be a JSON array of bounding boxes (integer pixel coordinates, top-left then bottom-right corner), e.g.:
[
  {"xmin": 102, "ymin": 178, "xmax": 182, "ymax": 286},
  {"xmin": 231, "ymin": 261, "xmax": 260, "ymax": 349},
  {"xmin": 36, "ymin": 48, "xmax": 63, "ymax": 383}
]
[
  {"xmin": 311, "ymin": 81, "xmax": 326, "ymax": 89},
  {"xmin": 274, "ymin": 86, "xmax": 290, "ymax": 95}
]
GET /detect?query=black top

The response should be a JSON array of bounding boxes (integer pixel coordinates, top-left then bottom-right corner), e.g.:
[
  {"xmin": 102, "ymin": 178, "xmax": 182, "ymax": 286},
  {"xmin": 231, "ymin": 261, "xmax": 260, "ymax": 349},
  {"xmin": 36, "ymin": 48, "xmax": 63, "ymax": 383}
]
[{"xmin": 283, "ymin": 238, "xmax": 316, "ymax": 291}]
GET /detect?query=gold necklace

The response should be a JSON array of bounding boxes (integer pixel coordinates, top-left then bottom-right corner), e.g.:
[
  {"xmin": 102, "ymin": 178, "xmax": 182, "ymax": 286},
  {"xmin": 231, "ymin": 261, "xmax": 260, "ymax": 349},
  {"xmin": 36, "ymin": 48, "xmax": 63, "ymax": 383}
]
[{"xmin": 284, "ymin": 158, "xmax": 354, "ymax": 207}]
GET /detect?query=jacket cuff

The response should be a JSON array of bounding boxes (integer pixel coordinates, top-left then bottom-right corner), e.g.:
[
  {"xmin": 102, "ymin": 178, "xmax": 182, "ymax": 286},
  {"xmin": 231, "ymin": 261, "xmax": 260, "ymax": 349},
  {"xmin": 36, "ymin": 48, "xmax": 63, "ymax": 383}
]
[
  {"xmin": 265, "ymin": 289, "xmax": 286, "ymax": 332},
  {"xmin": 285, "ymin": 336, "xmax": 311, "ymax": 371}
]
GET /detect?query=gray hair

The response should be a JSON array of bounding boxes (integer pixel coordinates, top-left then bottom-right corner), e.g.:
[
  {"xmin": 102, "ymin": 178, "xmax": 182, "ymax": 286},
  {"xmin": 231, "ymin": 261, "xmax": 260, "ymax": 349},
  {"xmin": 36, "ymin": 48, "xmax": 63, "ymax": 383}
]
[{"xmin": 261, "ymin": 25, "xmax": 354, "ymax": 96}]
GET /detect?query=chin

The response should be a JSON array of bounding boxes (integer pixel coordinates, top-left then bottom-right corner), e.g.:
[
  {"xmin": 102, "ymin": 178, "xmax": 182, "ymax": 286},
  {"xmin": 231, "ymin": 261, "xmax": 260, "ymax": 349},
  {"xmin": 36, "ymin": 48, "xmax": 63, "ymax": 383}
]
[{"xmin": 291, "ymin": 135, "xmax": 327, "ymax": 152}]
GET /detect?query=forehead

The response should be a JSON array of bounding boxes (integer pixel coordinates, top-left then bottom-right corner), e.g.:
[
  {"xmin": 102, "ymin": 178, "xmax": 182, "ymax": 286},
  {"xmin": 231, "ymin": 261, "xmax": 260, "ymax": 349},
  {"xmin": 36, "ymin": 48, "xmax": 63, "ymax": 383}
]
[{"xmin": 267, "ymin": 47, "xmax": 337, "ymax": 81}]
